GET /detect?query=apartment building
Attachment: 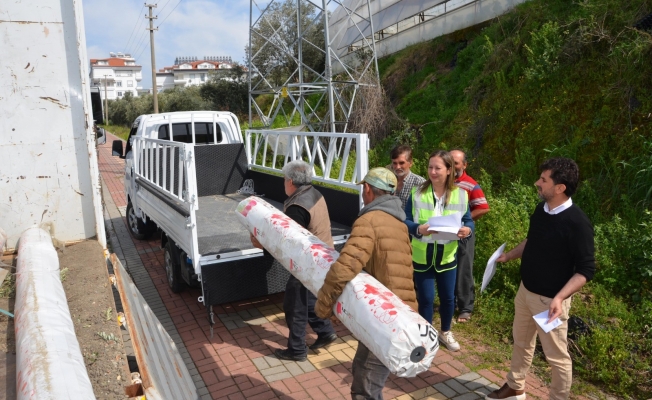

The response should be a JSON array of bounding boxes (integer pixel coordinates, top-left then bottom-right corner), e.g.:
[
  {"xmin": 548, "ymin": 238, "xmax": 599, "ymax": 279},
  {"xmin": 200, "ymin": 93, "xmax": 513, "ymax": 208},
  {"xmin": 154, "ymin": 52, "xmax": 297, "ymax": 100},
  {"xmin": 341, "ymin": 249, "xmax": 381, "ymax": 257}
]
[
  {"xmin": 156, "ymin": 56, "xmax": 234, "ymax": 92},
  {"xmin": 90, "ymin": 52, "xmax": 143, "ymax": 100}
]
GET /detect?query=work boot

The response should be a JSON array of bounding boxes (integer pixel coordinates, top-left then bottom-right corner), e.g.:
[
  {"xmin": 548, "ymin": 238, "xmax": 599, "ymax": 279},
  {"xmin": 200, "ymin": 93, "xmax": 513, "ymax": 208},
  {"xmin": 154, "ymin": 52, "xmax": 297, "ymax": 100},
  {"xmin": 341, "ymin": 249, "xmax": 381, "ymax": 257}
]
[
  {"xmin": 309, "ymin": 333, "xmax": 338, "ymax": 350},
  {"xmin": 274, "ymin": 348, "xmax": 307, "ymax": 362},
  {"xmin": 485, "ymin": 383, "xmax": 526, "ymax": 400}
]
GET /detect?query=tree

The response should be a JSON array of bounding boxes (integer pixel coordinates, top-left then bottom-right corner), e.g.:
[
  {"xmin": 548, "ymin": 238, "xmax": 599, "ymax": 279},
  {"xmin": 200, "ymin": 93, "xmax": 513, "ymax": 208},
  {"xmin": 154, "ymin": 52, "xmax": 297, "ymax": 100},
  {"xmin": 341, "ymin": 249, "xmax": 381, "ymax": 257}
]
[{"xmin": 200, "ymin": 64, "xmax": 249, "ymax": 116}]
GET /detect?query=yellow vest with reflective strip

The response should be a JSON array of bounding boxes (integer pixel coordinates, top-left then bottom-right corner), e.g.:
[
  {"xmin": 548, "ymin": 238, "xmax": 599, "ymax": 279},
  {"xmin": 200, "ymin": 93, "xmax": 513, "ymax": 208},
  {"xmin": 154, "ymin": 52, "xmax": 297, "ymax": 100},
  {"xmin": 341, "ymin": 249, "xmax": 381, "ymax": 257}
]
[{"xmin": 411, "ymin": 186, "xmax": 469, "ymax": 272}]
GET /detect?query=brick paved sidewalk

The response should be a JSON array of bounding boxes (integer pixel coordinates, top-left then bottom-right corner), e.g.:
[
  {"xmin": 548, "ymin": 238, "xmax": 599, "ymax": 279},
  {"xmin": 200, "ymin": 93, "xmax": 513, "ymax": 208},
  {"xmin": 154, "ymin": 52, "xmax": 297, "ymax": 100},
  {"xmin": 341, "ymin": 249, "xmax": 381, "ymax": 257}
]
[{"xmin": 98, "ymin": 133, "xmax": 553, "ymax": 400}]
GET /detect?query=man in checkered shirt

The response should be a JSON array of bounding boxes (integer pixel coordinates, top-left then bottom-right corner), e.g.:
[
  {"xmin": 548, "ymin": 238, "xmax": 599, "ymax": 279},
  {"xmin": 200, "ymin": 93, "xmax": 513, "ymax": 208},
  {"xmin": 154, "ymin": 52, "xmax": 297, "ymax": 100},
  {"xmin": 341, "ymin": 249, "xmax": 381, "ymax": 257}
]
[{"xmin": 389, "ymin": 145, "xmax": 426, "ymax": 210}]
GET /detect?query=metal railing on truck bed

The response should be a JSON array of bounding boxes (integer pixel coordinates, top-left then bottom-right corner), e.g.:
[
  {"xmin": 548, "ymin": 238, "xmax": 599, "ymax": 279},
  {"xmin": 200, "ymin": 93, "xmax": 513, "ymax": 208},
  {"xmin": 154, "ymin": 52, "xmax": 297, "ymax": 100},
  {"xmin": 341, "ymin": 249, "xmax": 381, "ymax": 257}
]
[
  {"xmin": 131, "ymin": 130, "xmax": 368, "ymax": 305},
  {"xmin": 245, "ymin": 129, "xmax": 369, "ymax": 194}
]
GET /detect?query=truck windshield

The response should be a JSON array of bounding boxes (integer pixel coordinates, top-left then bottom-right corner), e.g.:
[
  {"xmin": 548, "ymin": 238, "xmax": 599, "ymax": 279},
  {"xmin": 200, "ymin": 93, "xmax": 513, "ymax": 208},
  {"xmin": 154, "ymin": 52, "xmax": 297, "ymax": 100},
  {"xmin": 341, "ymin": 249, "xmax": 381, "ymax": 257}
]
[{"xmin": 158, "ymin": 123, "xmax": 222, "ymax": 144}]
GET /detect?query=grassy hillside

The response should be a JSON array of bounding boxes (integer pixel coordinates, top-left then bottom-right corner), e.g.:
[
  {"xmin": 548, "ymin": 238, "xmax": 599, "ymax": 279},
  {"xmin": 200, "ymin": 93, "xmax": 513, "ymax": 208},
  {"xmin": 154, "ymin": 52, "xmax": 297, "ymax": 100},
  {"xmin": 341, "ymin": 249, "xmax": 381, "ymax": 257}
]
[{"xmin": 371, "ymin": 0, "xmax": 651, "ymax": 397}]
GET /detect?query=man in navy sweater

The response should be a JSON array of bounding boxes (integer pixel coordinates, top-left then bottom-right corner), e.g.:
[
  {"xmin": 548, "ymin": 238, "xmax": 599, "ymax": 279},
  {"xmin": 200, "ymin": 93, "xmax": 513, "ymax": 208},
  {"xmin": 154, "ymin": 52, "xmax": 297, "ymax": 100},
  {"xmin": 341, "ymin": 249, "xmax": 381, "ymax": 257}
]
[{"xmin": 487, "ymin": 158, "xmax": 595, "ymax": 400}]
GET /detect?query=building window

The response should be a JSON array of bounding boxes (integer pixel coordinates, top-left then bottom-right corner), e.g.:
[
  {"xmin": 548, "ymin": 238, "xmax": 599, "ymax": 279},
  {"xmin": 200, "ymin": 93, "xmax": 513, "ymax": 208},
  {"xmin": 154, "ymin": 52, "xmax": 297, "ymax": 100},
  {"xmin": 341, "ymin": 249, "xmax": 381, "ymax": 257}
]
[
  {"xmin": 127, "ymin": 80, "xmax": 133, "ymax": 87},
  {"xmin": 201, "ymin": 74, "xmax": 206, "ymax": 82},
  {"xmin": 190, "ymin": 74, "xmax": 196, "ymax": 80},
  {"xmin": 117, "ymin": 91, "xmax": 123, "ymax": 97},
  {"xmin": 116, "ymin": 81, "xmax": 123, "ymax": 87}
]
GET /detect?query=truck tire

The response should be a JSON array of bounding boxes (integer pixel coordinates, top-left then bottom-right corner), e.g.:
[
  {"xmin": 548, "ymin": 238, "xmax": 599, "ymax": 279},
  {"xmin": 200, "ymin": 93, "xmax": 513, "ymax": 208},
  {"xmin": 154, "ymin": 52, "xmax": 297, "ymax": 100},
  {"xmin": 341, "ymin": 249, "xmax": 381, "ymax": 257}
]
[
  {"xmin": 164, "ymin": 241, "xmax": 184, "ymax": 293},
  {"xmin": 126, "ymin": 202, "xmax": 153, "ymax": 240}
]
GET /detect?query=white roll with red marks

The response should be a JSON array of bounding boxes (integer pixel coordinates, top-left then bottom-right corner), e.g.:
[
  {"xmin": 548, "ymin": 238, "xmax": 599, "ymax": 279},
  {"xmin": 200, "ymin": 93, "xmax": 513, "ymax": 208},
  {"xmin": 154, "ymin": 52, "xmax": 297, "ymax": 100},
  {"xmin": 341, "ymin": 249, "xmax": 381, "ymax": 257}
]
[
  {"xmin": 236, "ymin": 196, "xmax": 438, "ymax": 377},
  {"xmin": 14, "ymin": 228, "xmax": 95, "ymax": 399}
]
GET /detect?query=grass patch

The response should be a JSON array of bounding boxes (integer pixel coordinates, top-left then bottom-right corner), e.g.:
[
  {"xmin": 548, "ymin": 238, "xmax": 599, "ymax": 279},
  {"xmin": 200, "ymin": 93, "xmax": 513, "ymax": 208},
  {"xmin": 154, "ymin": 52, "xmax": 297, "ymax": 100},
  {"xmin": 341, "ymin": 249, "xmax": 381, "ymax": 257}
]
[{"xmin": 100, "ymin": 124, "xmax": 130, "ymax": 141}]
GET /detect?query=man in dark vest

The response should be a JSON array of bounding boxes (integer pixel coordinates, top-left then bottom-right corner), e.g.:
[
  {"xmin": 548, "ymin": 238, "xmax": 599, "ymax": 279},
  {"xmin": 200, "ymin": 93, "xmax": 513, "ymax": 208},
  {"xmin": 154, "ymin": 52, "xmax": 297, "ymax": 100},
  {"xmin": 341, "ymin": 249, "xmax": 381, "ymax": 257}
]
[{"xmin": 250, "ymin": 160, "xmax": 338, "ymax": 361}]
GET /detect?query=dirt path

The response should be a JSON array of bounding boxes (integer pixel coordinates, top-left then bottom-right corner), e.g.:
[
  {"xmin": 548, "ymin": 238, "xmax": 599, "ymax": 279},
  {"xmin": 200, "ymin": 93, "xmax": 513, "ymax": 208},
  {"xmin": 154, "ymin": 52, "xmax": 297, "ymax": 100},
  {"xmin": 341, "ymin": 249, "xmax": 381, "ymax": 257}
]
[{"xmin": 60, "ymin": 240, "xmax": 131, "ymax": 399}]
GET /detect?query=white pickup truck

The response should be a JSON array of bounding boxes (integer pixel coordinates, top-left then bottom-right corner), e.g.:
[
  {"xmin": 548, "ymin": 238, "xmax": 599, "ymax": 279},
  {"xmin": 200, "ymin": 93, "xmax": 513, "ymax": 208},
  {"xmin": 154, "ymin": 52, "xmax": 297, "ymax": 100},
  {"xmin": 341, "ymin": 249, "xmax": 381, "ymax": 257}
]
[{"xmin": 112, "ymin": 111, "xmax": 369, "ymax": 327}]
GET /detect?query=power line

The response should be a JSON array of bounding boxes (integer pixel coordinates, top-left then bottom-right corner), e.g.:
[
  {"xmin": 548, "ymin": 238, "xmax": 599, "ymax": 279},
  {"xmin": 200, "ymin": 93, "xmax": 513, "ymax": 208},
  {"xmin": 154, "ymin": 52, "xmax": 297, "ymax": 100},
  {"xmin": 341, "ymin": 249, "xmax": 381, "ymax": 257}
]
[
  {"xmin": 128, "ymin": 18, "xmax": 151, "ymax": 56},
  {"xmin": 157, "ymin": 0, "xmax": 183, "ymax": 28},
  {"xmin": 123, "ymin": 4, "xmax": 145, "ymax": 53},
  {"xmin": 157, "ymin": 0, "xmax": 173, "ymax": 19}
]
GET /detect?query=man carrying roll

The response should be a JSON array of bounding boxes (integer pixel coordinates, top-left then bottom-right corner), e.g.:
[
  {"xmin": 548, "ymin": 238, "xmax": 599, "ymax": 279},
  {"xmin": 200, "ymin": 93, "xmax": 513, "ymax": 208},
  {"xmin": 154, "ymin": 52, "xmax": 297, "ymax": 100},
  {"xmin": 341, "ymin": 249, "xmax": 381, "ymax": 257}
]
[
  {"xmin": 250, "ymin": 160, "xmax": 338, "ymax": 361},
  {"xmin": 315, "ymin": 167, "xmax": 417, "ymax": 400}
]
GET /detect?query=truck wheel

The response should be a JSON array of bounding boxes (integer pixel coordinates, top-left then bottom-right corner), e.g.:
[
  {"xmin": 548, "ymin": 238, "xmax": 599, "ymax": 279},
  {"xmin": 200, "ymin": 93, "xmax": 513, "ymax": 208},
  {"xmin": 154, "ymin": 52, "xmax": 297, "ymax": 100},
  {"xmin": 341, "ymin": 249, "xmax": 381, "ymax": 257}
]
[
  {"xmin": 126, "ymin": 202, "xmax": 152, "ymax": 240},
  {"xmin": 164, "ymin": 241, "xmax": 184, "ymax": 293}
]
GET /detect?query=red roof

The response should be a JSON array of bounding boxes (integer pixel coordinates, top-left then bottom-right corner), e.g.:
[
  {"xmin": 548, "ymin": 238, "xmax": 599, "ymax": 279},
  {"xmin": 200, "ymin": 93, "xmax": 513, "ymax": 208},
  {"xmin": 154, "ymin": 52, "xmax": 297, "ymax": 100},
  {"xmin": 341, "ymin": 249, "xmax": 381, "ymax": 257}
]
[{"xmin": 90, "ymin": 58, "xmax": 140, "ymax": 67}]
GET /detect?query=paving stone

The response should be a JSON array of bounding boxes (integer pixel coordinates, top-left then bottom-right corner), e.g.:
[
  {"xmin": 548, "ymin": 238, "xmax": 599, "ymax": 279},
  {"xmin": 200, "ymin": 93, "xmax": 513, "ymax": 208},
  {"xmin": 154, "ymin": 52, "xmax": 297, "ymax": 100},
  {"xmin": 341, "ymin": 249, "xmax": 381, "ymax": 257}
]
[
  {"xmin": 252, "ymin": 357, "xmax": 270, "ymax": 371},
  {"xmin": 475, "ymin": 387, "xmax": 491, "ymax": 396},
  {"xmin": 465, "ymin": 380, "xmax": 487, "ymax": 391},
  {"xmin": 285, "ymin": 362, "xmax": 305, "ymax": 377},
  {"xmin": 451, "ymin": 393, "xmax": 480, "ymax": 400},
  {"xmin": 457, "ymin": 372, "xmax": 482, "ymax": 382},
  {"xmin": 446, "ymin": 378, "xmax": 471, "ymax": 394},
  {"xmin": 296, "ymin": 360, "xmax": 316, "ymax": 373},
  {"xmin": 262, "ymin": 355, "xmax": 283, "ymax": 368},
  {"xmin": 259, "ymin": 365, "xmax": 289, "ymax": 377},
  {"xmin": 433, "ymin": 382, "xmax": 458, "ymax": 399},
  {"xmin": 265, "ymin": 371, "xmax": 293, "ymax": 382}
]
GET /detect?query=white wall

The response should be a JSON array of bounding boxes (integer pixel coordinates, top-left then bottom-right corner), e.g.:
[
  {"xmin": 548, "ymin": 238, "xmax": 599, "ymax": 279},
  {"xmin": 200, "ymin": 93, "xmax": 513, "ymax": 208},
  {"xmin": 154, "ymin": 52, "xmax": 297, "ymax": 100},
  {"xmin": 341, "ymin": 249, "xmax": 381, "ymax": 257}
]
[{"xmin": 0, "ymin": 0, "xmax": 106, "ymax": 250}]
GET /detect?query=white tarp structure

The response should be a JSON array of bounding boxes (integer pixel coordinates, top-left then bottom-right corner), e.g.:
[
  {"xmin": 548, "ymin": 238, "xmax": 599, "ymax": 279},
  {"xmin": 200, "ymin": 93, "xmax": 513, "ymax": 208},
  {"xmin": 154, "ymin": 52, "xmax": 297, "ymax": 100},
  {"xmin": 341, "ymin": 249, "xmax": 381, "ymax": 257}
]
[
  {"xmin": 0, "ymin": 0, "xmax": 106, "ymax": 251},
  {"xmin": 236, "ymin": 196, "xmax": 439, "ymax": 377},
  {"xmin": 329, "ymin": 0, "xmax": 529, "ymax": 60},
  {"xmin": 14, "ymin": 227, "xmax": 95, "ymax": 399}
]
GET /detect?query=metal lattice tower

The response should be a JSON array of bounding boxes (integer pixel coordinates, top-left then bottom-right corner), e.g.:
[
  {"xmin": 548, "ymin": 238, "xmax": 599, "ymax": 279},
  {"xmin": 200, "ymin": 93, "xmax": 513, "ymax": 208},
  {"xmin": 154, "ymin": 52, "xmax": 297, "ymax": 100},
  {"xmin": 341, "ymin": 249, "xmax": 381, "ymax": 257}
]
[{"xmin": 248, "ymin": 0, "xmax": 380, "ymax": 133}]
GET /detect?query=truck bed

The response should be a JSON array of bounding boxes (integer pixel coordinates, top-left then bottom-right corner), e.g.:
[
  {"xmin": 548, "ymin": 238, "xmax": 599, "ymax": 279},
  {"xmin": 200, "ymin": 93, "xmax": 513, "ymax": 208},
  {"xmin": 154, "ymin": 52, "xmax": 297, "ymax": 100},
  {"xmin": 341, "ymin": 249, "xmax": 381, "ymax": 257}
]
[{"xmin": 196, "ymin": 194, "xmax": 351, "ymax": 256}]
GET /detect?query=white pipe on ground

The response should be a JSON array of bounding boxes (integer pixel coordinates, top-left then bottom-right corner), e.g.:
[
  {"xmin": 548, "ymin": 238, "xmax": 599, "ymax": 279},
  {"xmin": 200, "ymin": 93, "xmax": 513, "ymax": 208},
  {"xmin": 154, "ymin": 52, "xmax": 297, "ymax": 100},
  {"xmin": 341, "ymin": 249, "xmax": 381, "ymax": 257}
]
[
  {"xmin": 0, "ymin": 227, "xmax": 6, "ymax": 253},
  {"xmin": 14, "ymin": 227, "xmax": 95, "ymax": 399}
]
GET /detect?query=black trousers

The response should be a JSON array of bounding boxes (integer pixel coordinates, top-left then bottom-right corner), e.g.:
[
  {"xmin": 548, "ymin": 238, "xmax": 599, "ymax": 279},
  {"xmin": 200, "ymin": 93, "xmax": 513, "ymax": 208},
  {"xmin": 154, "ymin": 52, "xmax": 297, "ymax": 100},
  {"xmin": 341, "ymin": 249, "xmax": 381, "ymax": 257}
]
[
  {"xmin": 284, "ymin": 275, "xmax": 335, "ymax": 356},
  {"xmin": 455, "ymin": 232, "xmax": 476, "ymax": 313}
]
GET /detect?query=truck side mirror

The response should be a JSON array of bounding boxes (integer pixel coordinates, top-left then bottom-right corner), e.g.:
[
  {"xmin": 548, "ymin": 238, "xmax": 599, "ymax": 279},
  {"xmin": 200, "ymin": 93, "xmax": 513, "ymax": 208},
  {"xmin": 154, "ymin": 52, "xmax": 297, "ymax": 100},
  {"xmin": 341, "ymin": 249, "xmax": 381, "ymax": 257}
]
[
  {"xmin": 112, "ymin": 140, "xmax": 124, "ymax": 157},
  {"xmin": 96, "ymin": 128, "xmax": 106, "ymax": 145}
]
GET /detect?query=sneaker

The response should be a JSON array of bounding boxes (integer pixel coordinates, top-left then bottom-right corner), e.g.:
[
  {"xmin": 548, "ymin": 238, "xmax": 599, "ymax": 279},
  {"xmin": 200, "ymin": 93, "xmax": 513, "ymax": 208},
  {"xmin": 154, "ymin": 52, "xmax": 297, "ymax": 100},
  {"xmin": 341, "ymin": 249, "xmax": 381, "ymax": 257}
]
[
  {"xmin": 309, "ymin": 333, "xmax": 338, "ymax": 350},
  {"xmin": 274, "ymin": 348, "xmax": 307, "ymax": 362},
  {"xmin": 439, "ymin": 331, "xmax": 461, "ymax": 351},
  {"xmin": 485, "ymin": 383, "xmax": 526, "ymax": 400}
]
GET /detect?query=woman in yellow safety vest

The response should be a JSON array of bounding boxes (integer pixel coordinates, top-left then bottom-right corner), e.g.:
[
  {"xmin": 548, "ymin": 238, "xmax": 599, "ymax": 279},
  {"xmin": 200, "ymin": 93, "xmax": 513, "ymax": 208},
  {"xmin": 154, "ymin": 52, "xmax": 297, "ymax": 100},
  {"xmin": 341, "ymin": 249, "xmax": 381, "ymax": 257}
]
[{"xmin": 404, "ymin": 150, "xmax": 474, "ymax": 352}]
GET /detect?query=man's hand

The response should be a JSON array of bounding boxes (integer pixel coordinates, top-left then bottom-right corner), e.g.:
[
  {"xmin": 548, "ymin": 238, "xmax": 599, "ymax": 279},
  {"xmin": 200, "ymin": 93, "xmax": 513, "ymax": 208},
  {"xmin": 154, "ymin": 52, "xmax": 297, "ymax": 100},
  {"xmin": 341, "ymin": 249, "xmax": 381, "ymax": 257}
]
[
  {"xmin": 496, "ymin": 253, "xmax": 509, "ymax": 263},
  {"xmin": 457, "ymin": 226, "xmax": 471, "ymax": 238},
  {"xmin": 418, "ymin": 224, "xmax": 432, "ymax": 236},
  {"xmin": 250, "ymin": 234, "xmax": 263, "ymax": 249},
  {"xmin": 548, "ymin": 296, "xmax": 563, "ymax": 324}
]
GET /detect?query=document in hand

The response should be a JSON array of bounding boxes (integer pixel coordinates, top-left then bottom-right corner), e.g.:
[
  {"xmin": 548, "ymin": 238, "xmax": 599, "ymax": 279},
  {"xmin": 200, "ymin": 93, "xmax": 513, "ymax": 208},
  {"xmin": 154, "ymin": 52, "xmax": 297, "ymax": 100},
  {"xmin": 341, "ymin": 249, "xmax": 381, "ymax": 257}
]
[
  {"xmin": 533, "ymin": 310, "xmax": 562, "ymax": 333},
  {"xmin": 427, "ymin": 213, "xmax": 462, "ymax": 241},
  {"xmin": 481, "ymin": 243, "xmax": 506, "ymax": 292}
]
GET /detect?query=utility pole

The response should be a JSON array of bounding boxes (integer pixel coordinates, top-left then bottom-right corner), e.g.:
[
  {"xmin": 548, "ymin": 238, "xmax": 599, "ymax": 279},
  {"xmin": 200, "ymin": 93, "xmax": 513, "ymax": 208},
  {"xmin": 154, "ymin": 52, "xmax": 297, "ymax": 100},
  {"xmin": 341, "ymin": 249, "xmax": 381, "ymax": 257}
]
[
  {"xmin": 103, "ymin": 74, "xmax": 109, "ymax": 124},
  {"xmin": 146, "ymin": 3, "xmax": 158, "ymax": 113}
]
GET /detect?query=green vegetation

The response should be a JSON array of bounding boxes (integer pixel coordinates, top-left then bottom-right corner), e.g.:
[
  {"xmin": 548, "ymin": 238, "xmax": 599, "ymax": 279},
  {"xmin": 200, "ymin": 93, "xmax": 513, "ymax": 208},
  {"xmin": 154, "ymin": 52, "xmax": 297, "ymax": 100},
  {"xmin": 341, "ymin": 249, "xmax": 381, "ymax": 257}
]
[
  {"xmin": 100, "ymin": 124, "xmax": 130, "ymax": 140},
  {"xmin": 372, "ymin": 0, "xmax": 651, "ymax": 397}
]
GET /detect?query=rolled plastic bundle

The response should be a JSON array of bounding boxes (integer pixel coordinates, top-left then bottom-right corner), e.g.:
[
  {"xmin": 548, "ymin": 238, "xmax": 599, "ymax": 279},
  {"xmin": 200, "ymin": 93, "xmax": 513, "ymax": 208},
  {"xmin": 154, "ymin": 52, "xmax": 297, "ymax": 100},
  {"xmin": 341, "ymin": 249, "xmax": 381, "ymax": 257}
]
[
  {"xmin": 14, "ymin": 228, "xmax": 95, "ymax": 399},
  {"xmin": 0, "ymin": 227, "xmax": 6, "ymax": 253},
  {"xmin": 236, "ymin": 197, "xmax": 438, "ymax": 377}
]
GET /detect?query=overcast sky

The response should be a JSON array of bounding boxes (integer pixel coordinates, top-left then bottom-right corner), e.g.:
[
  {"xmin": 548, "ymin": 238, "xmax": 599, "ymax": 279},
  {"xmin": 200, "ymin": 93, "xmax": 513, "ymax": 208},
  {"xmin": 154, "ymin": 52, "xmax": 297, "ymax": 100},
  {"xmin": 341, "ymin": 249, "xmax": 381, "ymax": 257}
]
[{"xmin": 83, "ymin": 0, "xmax": 251, "ymax": 89}]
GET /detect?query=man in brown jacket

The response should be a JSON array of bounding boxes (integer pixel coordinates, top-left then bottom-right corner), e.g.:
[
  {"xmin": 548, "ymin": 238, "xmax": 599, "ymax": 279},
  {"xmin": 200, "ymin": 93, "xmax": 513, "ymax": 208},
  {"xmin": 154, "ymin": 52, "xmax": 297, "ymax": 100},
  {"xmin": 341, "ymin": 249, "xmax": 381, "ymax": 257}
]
[{"xmin": 315, "ymin": 167, "xmax": 416, "ymax": 400}]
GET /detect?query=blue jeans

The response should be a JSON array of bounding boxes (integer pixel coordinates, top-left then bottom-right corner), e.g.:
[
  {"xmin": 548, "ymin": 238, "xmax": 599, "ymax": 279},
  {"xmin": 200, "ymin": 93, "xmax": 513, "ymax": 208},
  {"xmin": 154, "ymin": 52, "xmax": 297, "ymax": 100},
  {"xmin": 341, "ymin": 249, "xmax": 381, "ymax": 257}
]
[
  {"xmin": 414, "ymin": 264, "xmax": 457, "ymax": 332},
  {"xmin": 351, "ymin": 342, "xmax": 390, "ymax": 400}
]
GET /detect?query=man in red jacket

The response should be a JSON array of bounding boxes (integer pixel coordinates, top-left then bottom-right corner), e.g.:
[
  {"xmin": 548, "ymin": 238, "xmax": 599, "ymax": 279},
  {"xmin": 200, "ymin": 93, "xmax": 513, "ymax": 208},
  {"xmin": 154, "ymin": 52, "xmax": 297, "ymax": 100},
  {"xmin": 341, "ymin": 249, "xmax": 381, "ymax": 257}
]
[{"xmin": 450, "ymin": 149, "xmax": 490, "ymax": 323}]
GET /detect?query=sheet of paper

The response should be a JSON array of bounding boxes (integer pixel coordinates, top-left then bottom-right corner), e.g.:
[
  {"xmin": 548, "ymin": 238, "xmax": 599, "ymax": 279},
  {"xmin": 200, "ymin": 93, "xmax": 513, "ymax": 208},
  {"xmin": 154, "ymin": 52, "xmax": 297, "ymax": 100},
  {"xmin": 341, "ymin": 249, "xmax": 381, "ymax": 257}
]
[
  {"xmin": 427, "ymin": 213, "xmax": 462, "ymax": 241},
  {"xmin": 533, "ymin": 310, "xmax": 562, "ymax": 333},
  {"xmin": 481, "ymin": 243, "xmax": 506, "ymax": 292}
]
